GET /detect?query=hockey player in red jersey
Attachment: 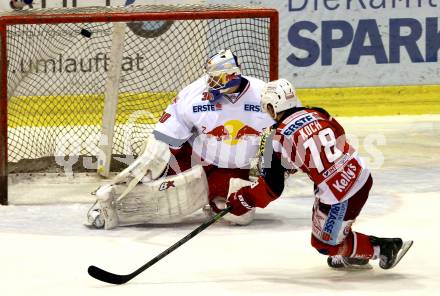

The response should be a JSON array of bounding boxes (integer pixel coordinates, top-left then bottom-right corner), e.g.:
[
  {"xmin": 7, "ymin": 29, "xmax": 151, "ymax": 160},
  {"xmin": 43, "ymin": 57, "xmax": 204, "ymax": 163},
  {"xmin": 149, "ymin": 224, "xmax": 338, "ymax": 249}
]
[{"xmin": 223, "ymin": 78, "xmax": 413, "ymax": 270}]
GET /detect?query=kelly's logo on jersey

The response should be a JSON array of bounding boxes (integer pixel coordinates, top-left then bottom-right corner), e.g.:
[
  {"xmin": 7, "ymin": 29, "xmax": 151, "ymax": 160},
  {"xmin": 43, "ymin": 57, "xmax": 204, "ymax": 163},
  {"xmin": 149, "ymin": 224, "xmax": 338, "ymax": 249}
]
[
  {"xmin": 202, "ymin": 119, "xmax": 261, "ymax": 145},
  {"xmin": 192, "ymin": 103, "xmax": 222, "ymax": 113},
  {"xmin": 327, "ymin": 158, "xmax": 362, "ymax": 200}
]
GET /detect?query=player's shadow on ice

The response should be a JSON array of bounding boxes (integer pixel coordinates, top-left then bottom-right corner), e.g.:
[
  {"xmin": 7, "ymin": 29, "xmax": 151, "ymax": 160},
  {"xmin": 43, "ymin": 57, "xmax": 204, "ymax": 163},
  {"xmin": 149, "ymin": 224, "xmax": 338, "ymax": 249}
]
[
  {"xmin": 100, "ymin": 271, "xmax": 424, "ymax": 291},
  {"xmin": 254, "ymin": 269, "xmax": 425, "ymax": 291},
  {"xmin": 124, "ymin": 212, "xmax": 304, "ymax": 244},
  {"xmin": 130, "ymin": 212, "xmax": 308, "ymax": 232}
]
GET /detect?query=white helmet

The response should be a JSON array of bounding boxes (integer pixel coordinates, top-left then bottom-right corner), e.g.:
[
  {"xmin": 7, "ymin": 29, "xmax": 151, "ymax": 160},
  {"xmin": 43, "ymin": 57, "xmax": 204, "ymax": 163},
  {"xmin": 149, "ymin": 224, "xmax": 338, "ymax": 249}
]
[
  {"xmin": 205, "ymin": 49, "xmax": 242, "ymax": 101},
  {"xmin": 261, "ymin": 79, "xmax": 298, "ymax": 114}
]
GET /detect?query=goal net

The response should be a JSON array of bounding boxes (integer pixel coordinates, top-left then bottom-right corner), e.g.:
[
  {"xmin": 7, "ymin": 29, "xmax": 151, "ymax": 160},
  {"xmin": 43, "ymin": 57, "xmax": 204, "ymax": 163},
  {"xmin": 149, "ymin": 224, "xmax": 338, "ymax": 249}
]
[{"xmin": 0, "ymin": 4, "xmax": 278, "ymax": 204}]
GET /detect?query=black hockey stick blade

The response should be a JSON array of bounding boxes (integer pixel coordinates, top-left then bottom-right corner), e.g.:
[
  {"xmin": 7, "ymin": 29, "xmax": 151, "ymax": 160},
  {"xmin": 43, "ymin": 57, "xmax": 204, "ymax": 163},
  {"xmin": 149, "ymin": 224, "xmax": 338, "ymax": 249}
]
[
  {"xmin": 88, "ymin": 265, "xmax": 130, "ymax": 285},
  {"xmin": 88, "ymin": 206, "xmax": 232, "ymax": 285}
]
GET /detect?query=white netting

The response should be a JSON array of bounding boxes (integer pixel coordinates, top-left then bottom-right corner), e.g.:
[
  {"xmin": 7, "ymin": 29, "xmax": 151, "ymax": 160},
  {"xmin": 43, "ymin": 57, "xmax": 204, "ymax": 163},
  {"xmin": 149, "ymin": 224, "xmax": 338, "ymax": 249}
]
[{"xmin": 3, "ymin": 5, "xmax": 274, "ymax": 173}]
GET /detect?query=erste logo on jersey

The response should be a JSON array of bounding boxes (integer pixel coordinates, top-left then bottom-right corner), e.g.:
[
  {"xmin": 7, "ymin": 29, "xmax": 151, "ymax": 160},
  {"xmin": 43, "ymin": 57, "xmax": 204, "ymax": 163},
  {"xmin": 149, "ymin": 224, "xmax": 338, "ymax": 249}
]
[
  {"xmin": 244, "ymin": 103, "xmax": 261, "ymax": 112},
  {"xmin": 193, "ymin": 102, "xmax": 222, "ymax": 113},
  {"xmin": 282, "ymin": 114, "xmax": 316, "ymax": 136}
]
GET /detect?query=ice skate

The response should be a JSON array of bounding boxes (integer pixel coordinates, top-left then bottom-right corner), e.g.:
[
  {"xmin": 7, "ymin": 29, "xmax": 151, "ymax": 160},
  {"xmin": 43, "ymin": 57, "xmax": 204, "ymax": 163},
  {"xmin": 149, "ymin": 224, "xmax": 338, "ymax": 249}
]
[
  {"xmin": 369, "ymin": 236, "xmax": 413, "ymax": 269},
  {"xmin": 327, "ymin": 255, "xmax": 372, "ymax": 270}
]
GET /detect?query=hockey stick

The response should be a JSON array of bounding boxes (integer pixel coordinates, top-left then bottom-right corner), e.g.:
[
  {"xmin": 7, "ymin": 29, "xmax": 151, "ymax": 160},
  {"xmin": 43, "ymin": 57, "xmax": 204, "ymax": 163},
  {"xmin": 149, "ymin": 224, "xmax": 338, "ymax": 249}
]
[{"xmin": 88, "ymin": 205, "xmax": 232, "ymax": 285}]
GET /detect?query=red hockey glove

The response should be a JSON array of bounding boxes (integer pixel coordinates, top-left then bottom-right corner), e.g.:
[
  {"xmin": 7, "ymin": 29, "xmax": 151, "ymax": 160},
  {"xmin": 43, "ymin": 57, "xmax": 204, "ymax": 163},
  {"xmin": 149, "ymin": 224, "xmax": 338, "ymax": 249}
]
[
  {"xmin": 226, "ymin": 177, "xmax": 280, "ymax": 216},
  {"xmin": 226, "ymin": 186, "xmax": 255, "ymax": 216}
]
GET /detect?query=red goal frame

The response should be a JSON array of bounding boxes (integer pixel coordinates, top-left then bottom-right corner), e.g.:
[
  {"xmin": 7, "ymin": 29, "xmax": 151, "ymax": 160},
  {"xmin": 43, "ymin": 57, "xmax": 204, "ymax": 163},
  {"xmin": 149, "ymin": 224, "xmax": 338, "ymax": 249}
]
[{"xmin": 0, "ymin": 5, "xmax": 279, "ymax": 205}]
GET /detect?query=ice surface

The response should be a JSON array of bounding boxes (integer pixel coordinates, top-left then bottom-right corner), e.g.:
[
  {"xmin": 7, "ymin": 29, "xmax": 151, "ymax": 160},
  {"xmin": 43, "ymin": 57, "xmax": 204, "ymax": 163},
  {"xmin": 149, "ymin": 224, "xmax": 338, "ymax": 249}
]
[{"xmin": 1, "ymin": 115, "xmax": 439, "ymax": 296}]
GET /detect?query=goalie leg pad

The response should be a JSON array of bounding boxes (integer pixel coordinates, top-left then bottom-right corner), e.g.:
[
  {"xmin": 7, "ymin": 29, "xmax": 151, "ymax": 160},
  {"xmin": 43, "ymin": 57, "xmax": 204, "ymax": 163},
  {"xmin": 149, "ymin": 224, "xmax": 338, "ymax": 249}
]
[{"xmin": 115, "ymin": 165, "xmax": 209, "ymax": 226}]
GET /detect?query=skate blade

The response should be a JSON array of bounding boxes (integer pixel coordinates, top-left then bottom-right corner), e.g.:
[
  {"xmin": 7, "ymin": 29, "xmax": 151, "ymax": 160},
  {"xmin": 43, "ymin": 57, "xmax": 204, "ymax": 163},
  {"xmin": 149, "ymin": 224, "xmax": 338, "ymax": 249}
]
[
  {"xmin": 330, "ymin": 263, "xmax": 373, "ymax": 271},
  {"xmin": 389, "ymin": 240, "xmax": 413, "ymax": 269}
]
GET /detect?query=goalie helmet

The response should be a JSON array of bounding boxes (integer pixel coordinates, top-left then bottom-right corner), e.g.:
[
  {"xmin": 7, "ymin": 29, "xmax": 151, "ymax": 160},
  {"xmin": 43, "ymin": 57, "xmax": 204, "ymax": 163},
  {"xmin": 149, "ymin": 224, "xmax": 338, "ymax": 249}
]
[
  {"xmin": 261, "ymin": 79, "xmax": 299, "ymax": 115},
  {"xmin": 205, "ymin": 49, "xmax": 242, "ymax": 101}
]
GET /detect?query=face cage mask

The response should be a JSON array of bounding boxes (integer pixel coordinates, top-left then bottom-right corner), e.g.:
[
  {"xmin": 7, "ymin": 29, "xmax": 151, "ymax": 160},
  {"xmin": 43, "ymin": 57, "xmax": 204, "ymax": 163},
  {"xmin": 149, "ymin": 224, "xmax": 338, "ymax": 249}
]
[{"xmin": 206, "ymin": 72, "xmax": 242, "ymax": 102}]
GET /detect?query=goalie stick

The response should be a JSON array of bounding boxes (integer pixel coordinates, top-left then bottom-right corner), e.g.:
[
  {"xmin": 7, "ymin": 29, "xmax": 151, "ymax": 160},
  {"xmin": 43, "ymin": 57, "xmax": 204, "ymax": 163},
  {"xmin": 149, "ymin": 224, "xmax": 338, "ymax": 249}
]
[{"xmin": 88, "ymin": 206, "xmax": 232, "ymax": 285}]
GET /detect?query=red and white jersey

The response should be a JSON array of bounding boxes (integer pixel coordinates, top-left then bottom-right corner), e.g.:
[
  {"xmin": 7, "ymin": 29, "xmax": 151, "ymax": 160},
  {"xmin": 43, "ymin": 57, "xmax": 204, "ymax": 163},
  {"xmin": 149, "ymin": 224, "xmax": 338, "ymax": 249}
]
[
  {"xmin": 273, "ymin": 109, "xmax": 370, "ymax": 204},
  {"xmin": 154, "ymin": 75, "xmax": 275, "ymax": 168}
]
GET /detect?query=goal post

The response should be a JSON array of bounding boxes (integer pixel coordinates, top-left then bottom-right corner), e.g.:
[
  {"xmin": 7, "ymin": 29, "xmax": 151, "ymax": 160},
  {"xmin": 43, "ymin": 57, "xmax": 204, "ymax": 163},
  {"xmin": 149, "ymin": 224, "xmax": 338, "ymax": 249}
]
[
  {"xmin": 0, "ymin": 4, "xmax": 279, "ymax": 205},
  {"xmin": 99, "ymin": 21, "xmax": 126, "ymax": 177},
  {"xmin": 0, "ymin": 23, "xmax": 7, "ymax": 205}
]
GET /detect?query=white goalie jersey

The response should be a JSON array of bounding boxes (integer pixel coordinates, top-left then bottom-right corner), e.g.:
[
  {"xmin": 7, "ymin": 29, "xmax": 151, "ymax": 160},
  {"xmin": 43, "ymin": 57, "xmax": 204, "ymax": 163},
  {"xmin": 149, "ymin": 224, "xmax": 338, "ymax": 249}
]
[
  {"xmin": 86, "ymin": 75, "xmax": 292, "ymax": 229},
  {"xmin": 153, "ymin": 75, "xmax": 275, "ymax": 168}
]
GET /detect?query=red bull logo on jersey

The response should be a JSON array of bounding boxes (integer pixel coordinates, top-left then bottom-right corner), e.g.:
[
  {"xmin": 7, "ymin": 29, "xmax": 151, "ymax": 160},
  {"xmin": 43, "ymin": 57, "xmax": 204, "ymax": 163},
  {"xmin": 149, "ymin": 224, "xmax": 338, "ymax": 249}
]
[
  {"xmin": 202, "ymin": 119, "xmax": 261, "ymax": 145},
  {"xmin": 202, "ymin": 125, "xmax": 229, "ymax": 141}
]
